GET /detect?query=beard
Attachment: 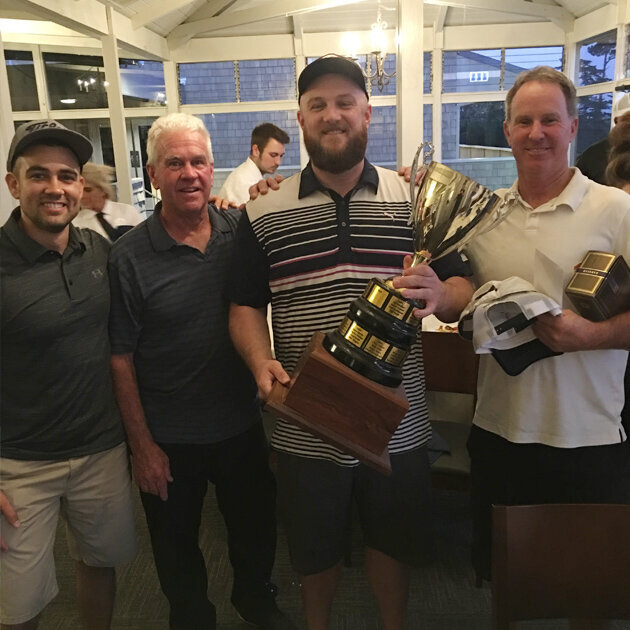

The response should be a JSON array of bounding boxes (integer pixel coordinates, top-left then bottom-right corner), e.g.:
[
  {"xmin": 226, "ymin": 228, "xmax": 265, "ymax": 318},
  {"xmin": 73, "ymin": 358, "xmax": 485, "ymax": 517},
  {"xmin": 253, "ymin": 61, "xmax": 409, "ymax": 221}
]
[{"xmin": 303, "ymin": 125, "xmax": 368, "ymax": 174}]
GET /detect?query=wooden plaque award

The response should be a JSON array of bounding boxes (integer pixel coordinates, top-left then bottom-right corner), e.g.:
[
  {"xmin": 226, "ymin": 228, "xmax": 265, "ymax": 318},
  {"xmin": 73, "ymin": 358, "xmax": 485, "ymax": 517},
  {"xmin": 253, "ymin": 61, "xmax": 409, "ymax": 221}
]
[{"xmin": 266, "ymin": 332, "xmax": 409, "ymax": 475}]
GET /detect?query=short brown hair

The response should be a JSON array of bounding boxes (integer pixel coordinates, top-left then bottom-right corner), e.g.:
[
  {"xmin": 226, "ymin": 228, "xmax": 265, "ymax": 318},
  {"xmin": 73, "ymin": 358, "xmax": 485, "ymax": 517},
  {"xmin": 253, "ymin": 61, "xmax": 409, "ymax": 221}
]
[
  {"xmin": 251, "ymin": 123, "xmax": 290, "ymax": 154},
  {"xmin": 605, "ymin": 114, "xmax": 630, "ymax": 188},
  {"xmin": 505, "ymin": 66, "xmax": 577, "ymax": 122}
]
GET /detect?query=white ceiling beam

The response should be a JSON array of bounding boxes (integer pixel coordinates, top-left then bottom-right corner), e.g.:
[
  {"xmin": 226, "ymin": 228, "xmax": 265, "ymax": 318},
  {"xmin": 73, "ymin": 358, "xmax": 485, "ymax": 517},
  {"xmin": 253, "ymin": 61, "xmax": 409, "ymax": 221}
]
[
  {"xmin": 186, "ymin": 0, "xmax": 240, "ymax": 22},
  {"xmin": 7, "ymin": 0, "xmax": 169, "ymax": 59},
  {"xmin": 131, "ymin": 0, "xmax": 196, "ymax": 29},
  {"xmin": 434, "ymin": 6, "xmax": 447, "ymax": 33},
  {"xmin": 425, "ymin": 0, "xmax": 574, "ymax": 30},
  {"xmin": 168, "ymin": 0, "xmax": 367, "ymax": 49}
]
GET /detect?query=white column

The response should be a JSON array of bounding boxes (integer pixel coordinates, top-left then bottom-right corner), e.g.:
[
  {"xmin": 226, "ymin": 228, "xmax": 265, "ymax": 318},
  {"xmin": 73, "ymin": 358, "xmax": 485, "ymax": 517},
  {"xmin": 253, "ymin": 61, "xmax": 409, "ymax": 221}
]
[
  {"xmin": 0, "ymin": 33, "xmax": 15, "ymax": 222},
  {"xmin": 163, "ymin": 60, "xmax": 179, "ymax": 114},
  {"xmin": 432, "ymin": 31, "xmax": 444, "ymax": 163},
  {"xmin": 396, "ymin": 0, "xmax": 424, "ymax": 168},
  {"xmin": 101, "ymin": 4, "xmax": 133, "ymax": 205}
]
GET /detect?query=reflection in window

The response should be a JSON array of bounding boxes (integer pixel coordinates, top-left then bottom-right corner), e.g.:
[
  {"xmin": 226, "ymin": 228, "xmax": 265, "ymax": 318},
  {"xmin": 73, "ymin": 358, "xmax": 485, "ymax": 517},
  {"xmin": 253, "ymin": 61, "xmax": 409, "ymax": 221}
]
[
  {"xmin": 5, "ymin": 50, "xmax": 39, "ymax": 111},
  {"xmin": 238, "ymin": 59, "xmax": 296, "ymax": 101},
  {"xmin": 43, "ymin": 52, "xmax": 108, "ymax": 110},
  {"xmin": 577, "ymin": 30, "xmax": 616, "ymax": 87},
  {"xmin": 178, "ymin": 62, "xmax": 237, "ymax": 104},
  {"xmin": 198, "ymin": 111, "xmax": 300, "ymax": 189},
  {"xmin": 576, "ymin": 93, "xmax": 612, "ymax": 156},
  {"xmin": 504, "ymin": 47, "xmax": 563, "ymax": 89},
  {"xmin": 443, "ymin": 50, "xmax": 502, "ymax": 93},
  {"xmin": 459, "ymin": 102, "xmax": 508, "ymax": 149},
  {"xmin": 119, "ymin": 58, "xmax": 166, "ymax": 107}
]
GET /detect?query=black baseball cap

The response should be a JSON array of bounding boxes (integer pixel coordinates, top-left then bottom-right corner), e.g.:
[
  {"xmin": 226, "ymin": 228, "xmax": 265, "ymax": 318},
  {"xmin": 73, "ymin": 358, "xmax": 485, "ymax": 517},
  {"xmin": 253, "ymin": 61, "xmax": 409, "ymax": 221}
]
[
  {"xmin": 7, "ymin": 119, "xmax": 93, "ymax": 172},
  {"xmin": 298, "ymin": 55, "xmax": 368, "ymax": 102}
]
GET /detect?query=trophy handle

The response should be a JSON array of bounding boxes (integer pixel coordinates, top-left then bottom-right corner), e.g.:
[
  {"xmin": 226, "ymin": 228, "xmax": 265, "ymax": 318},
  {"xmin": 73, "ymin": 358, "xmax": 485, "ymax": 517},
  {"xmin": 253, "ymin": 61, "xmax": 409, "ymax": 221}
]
[{"xmin": 409, "ymin": 142, "xmax": 435, "ymax": 216}]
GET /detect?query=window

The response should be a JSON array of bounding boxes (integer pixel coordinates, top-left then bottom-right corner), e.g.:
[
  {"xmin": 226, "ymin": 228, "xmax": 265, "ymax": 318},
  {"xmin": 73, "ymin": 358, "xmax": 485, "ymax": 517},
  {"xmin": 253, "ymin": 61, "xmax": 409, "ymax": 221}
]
[
  {"xmin": 43, "ymin": 52, "xmax": 108, "ymax": 110},
  {"xmin": 178, "ymin": 61, "xmax": 237, "ymax": 104},
  {"xmin": 424, "ymin": 51, "xmax": 432, "ymax": 94},
  {"xmin": 366, "ymin": 105, "xmax": 396, "ymax": 168},
  {"xmin": 5, "ymin": 50, "xmax": 39, "ymax": 111},
  {"xmin": 504, "ymin": 46, "xmax": 563, "ymax": 90},
  {"xmin": 119, "ymin": 58, "xmax": 166, "ymax": 107},
  {"xmin": 576, "ymin": 93, "xmax": 612, "ymax": 156},
  {"xmin": 443, "ymin": 50, "xmax": 502, "ymax": 93},
  {"xmin": 577, "ymin": 30, "xmax": 616, "ymax": 87},
  {"xmin": 238, "ymin": 59, "xmax": 296, "ymax": 101},
  {"xmin": 441, "ymin": 102, "xmax": 515, "ymax": 190}
]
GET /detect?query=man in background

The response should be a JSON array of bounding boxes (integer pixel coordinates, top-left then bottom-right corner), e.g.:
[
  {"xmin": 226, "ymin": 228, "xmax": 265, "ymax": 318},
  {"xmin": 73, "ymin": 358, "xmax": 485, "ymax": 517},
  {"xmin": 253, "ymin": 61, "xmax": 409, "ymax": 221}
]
[
  {"xmin": 73, "ymin": 161, "xmax": 142, "ymax": 241},
  {"xmin": 218, "ymin": 122, "xmax": 290, "ymax": 206},
  {"xmin": 108, "ymin": 113, "xmax": 293, "ymax": 630},
  {"xmin": 575, "ymin": 91, "xmax": 630, "ymax": 184},
  {"xmin": 0, "ymin": 120, "xmax": 136, "ymax": 629}
]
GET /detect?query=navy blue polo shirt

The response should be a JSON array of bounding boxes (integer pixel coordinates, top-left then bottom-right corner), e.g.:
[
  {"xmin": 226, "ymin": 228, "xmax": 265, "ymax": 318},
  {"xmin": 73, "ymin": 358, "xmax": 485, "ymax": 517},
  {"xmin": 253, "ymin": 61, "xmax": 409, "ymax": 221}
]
[{"xmin": 108, "ymin": 203, "xmax": 260, "ymax": 444}]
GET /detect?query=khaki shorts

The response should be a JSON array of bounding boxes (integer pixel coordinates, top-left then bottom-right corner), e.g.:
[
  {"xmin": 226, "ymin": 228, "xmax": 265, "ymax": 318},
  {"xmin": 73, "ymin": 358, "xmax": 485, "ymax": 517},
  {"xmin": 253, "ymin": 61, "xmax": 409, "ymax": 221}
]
[{"xmin": 0, "ymin": 442, "xmax": 137, "ymax": 625}]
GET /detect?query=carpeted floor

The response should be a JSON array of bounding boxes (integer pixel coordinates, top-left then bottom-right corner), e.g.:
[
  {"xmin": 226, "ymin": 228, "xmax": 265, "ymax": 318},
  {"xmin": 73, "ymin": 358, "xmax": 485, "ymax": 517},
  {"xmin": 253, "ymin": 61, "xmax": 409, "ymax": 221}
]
[{"xmin": 41, "ymin": 480, "xmax": 630, "ymax": 630}]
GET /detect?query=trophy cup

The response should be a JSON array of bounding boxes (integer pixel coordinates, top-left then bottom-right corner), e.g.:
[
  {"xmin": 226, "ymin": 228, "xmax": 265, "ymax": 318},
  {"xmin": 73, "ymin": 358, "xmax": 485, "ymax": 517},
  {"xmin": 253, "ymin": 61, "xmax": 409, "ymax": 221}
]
[{"xmin": 266, "ymin": 145, "xmax": 507, "ymax": 473}]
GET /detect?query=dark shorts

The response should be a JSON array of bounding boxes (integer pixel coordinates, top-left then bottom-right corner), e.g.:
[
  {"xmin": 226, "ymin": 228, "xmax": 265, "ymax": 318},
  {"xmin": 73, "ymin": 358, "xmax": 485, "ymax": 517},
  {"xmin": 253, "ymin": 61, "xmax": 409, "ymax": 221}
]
[
  {"xmin": 276, "ymin": 447, "xmax": 432, "ymax": 576},
  {"xmin": 467, "ymin": 424, "xmax": 630, "ymax": 581}
]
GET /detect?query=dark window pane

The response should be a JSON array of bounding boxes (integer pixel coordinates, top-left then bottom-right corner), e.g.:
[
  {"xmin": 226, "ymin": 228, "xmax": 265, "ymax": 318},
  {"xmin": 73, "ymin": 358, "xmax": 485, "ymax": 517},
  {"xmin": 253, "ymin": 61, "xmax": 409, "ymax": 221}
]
[
  {"xmin": 178, "ymin": 62, "xmax": 236, "ymax": 104},
  {"xmin": 119, "ymin": 58, "xmax": 166, "ymax": 107},
  {"xmin": 504, "ymin": 46, "xmax": 563, "ymax": 89},
  {"xmin": 366, "ymin": 105, "xmax": 396, "ymax": 169},
  {"xmin": 43, "ymin": 52, "xmax": 108, "ymax": 109},
  {"xmin": 576, "ymin": 93, "xmax": 612, "ymax": 155},
  {"xmin": 443, "ymin": 50, "xmax": 502, "ymax": 93},
  {"xmin": 459, "ymin": 101, "xmax": 509, "ymax": 149},
  {"xmin": 198, "ymin": 111, "xmax": 300, "ymax": 191},
  {"xmin": 578, "ymin": 30, "xmax": 616, "ymax": 87},
  {"xmin": 424, "ymin": 51, "xmax": 432, "ymax": 94},
  {"xmin": 238, "ymin": 59, "xmax": 296, "ymax": 101},
  {"xmin": 5, "ymin": 50, "xmax": 39, "ymax": 111}
]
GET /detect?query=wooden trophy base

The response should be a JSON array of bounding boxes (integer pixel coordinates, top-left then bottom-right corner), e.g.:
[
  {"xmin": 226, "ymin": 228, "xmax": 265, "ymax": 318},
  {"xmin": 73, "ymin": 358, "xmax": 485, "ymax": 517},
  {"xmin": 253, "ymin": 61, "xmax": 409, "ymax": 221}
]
[{"xmin": 266, "ymin": 332, "xmax": 409, "ymax": 475}]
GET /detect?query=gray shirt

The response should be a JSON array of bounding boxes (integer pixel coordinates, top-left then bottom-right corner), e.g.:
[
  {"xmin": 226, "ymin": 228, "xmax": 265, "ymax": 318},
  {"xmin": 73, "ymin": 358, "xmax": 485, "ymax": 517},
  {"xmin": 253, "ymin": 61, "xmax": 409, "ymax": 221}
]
[
  {"xmin": 1, "ymin": 208, "xmax": 125, "ymax": 460},
  {"xmin": 108, "ymin": 203, "xmax": 260, "ymax": 444}
]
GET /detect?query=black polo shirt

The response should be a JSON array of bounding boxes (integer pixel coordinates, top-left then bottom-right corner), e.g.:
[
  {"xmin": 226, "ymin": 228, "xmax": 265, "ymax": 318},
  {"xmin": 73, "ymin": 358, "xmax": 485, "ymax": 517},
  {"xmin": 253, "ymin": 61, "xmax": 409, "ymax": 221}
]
[
  {"xmin": 108, "ymin": 203, "xmax": 260, "ymax": 444},
  {"xmin": 1, "ymin": 208, "xmax": 125, "ymax": 460}
]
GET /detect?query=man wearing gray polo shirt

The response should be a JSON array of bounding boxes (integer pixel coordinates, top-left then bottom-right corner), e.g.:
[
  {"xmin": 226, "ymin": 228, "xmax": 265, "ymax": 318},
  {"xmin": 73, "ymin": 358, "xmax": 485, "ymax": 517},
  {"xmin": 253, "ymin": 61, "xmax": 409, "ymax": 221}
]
[
  {"xmin": 108, "ymin": 113, "xmax": 293, "ymax": 630},
  {"xmin": 0, "ymin": 120, "xmax": 136, "ymax": 629}
]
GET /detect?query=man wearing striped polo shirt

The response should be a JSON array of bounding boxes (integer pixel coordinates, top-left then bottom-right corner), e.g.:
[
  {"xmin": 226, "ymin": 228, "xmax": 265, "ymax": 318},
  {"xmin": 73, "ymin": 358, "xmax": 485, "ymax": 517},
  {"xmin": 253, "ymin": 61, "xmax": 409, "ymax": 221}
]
[{"xmin": 229, "ymin": 56, "xmax": 474, "ymax": 630}]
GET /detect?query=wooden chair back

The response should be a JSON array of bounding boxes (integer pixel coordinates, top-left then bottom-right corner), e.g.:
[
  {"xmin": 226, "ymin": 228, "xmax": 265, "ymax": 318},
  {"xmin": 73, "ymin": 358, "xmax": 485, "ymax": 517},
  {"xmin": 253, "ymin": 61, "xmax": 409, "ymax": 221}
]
[
  {"xmin": 421, "ymin": 331, "xmax": 478, "ymax": 395},
  {"xmin": 492, "ymin": 503, "xmax": 630, "ymax": 629}
]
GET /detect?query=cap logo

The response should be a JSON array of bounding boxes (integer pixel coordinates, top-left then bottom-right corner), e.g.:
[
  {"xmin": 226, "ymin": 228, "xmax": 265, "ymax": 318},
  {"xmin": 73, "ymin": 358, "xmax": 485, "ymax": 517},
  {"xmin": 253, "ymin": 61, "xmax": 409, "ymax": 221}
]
[{"xmin": 25, "ymin": 121, "xmax": 60, "ymax": 132}]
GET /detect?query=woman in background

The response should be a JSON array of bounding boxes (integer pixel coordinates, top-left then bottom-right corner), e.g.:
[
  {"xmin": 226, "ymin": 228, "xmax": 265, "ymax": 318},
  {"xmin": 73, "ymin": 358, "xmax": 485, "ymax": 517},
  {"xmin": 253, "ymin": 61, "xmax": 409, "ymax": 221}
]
[{"xmin": 74, "ymin": 162, "xmax": 143, "ymax": 241}]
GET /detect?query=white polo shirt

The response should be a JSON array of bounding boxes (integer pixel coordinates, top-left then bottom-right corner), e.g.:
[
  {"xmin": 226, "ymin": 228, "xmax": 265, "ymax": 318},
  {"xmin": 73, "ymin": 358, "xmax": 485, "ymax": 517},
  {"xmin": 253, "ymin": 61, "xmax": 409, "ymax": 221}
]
[{"xmin": 465, "ymin": 168, "xmax": 630, "ymax": 448}]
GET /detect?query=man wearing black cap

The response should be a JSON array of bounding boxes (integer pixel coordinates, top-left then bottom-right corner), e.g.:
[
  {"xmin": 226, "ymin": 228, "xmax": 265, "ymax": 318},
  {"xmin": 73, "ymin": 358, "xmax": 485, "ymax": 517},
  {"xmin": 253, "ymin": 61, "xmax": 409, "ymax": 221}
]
[
  {"xmin": 0, "ymin": 120, "xmax": 136, "ymax": 629},
  {"xmin": 228, "ymin": 56, "xmax": 473, "ymax": 629}
]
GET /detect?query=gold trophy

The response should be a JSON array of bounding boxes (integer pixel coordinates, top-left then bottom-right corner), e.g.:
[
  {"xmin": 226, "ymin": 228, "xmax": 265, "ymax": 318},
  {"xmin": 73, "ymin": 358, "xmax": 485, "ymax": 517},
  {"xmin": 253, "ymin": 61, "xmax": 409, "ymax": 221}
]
[
  {"xmin": 324, "ymin": 144, "xmax": 505, "ymax": 387},
  {"xmin": 267, "ymin": 145, "xmax": 507, "ymax": 472}
]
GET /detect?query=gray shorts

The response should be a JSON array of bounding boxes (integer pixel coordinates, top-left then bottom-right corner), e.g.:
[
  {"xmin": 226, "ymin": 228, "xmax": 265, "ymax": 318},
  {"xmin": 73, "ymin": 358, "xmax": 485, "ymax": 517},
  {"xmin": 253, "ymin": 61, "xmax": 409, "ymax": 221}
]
[{"xmin": 276, "ymin": 447, "xmax": 432, "ymax": 575}]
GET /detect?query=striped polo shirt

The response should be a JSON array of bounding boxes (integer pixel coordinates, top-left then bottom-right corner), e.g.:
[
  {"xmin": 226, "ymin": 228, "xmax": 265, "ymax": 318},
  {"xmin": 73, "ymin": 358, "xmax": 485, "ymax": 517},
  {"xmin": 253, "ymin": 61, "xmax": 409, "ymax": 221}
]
[{"xmin": 229, "ymin": 161, "xmax": 470, "ymax": 465}]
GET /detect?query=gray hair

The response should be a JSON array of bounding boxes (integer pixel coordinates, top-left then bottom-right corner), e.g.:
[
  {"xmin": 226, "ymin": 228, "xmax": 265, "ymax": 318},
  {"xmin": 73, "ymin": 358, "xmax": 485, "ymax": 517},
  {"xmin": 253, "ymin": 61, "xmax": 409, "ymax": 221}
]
[
  {"xmin": 505, "ymin": 66, "xmax": 577, "ymax": 122},
  {"xmin": 81, "ymin": 161, "xmax": 116, "ymax": 200},
  {"xmin": 146, "ymin": 113, "xmax": 213, "ymax": 166}
]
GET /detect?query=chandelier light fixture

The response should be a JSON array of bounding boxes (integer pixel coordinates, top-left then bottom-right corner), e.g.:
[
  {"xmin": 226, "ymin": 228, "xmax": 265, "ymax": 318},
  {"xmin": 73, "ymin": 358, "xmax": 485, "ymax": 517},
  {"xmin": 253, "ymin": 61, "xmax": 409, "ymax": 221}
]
[
  {"xmin": 341, "ymin": 3, "xmax": 396, "ymax": 93},
  {"xmin": 364, "ymin": 4, "xmax": 395, "ymax": 92}
]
